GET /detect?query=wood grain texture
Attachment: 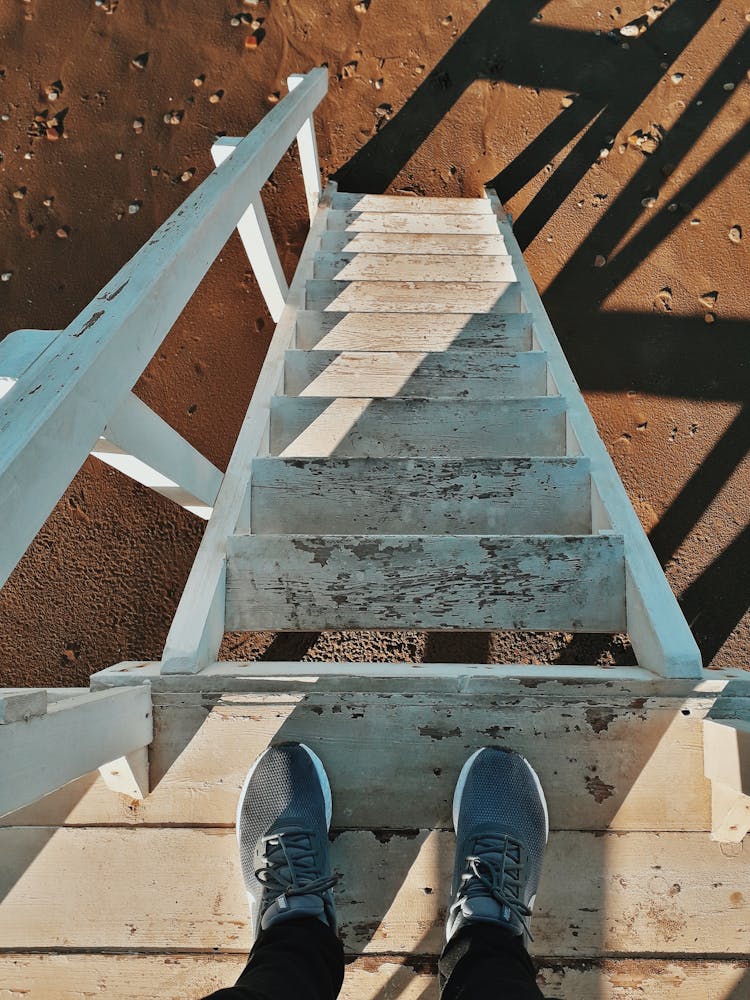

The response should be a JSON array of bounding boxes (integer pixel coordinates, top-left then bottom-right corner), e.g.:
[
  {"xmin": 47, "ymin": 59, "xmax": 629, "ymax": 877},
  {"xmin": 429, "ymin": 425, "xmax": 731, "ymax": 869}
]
[
  {"xmin": 295, "ymin": 310, "xmax": 532, "ymax": 352},
  {"xmin": 319, "ymin": 231, "xmax": 507, "ymax": 256},
  {"xmin": 250, "ymin": 457, "xmax": 592, "ymax": 535},
  {"xmin": 1, "ymin": 954, "xmax": 746, "ymax": 1000},
  {"xmin": 313, "ymin": 252, "xmax": 515, "ymax": 282},
  {"xmin": 270, "ymin": 396, "xmax": 568, "ymax": 458},
  {"xmin": 326, "ymin": 210, "xmax": 500, "ymax": 234},
  {"xmin": 2, "ymin": 827, "xmax": 746, "ymax": 956},
  {"xmin": 306, "ymin": 279, "xmax": 522, "ymax": 313},
  {"xmin": 5, "ymin": 691, "xmax": 716, "ymax": 831},
  {"xmin": 331, "ymin": 193, "xmax": 494, "ymax": 214},
  {"xmin": 225, "ymin": 533, "xmax": 626, "ymax": 632},
  {"xmin": 283, "ymin": 349, "xmax": 547, "ymax": 399}
]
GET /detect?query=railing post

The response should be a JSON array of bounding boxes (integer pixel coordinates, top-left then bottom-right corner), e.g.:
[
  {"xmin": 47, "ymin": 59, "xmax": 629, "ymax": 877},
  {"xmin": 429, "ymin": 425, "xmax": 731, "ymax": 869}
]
[
  {"xmin": 288, "ymin": 74, "xmax": 323, "ymax": 223},
  {"xmin": 211, "ymin": 141, "xmax": 289, "ymax": 321}
]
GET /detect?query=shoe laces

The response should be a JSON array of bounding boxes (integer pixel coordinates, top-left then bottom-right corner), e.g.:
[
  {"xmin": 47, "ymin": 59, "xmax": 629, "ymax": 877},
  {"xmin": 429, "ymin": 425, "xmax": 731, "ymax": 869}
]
[
  {"xmin": 457, "ymin": 832, "xmax": 533, "ymax": 940},
  {"xmin": 255, "ymin": 828, "xmax": 339, "ymax": 904}
]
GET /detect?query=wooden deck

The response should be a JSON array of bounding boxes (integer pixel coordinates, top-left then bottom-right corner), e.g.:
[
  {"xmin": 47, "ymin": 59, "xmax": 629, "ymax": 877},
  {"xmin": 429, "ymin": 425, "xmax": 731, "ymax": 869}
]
[{"xmin": 1, "ymin": 677, "xmax": 748, "ymax": 998}]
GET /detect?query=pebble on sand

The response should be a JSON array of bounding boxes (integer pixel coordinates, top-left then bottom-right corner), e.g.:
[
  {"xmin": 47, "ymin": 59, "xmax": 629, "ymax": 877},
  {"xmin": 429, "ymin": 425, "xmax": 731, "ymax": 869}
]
[
  {"xmin": 723, "ymin": 82, "xmax": 735, "ymax": 91},
  {"xmin": 670, "ymin": 73, "xmax": 684, "ymax": 84},
  {"xmin": 132, "ymin": 117, "xmax": 145, "ymax": 133},
  {"xmin": 128, "ymin": 201, "xmax": 141, "ymax": 214},
  {"xmin": 619, "ymin": 23, "xmax": 640, "ymax": 36},
  {"xmin": 180, "ymin": 168, "xmax": 195, "ymax": 182},
  {"xmin": 729, "ymin": 226, "xmax": 742, "ymax": 243},
  {"xmin": 114, "ymin": 151, "xmax": 124, "ymax": 160},
  {"xmin": 164, "ymin": 111, "xmax": 184, "ymax": 125},
  {"xmin": 245, "ymin": 35, "xmax": 258, "ymax": 49},
  {"xmin": 593, "ymin": 254, "xmax": 607, "ymax": 267},
  {"xmin": 597, "ymin": 148, "xmax": 609, "ymax": 161},
  {"xmin": 561, "ymin": 95, "xmax": 575, "ymax": 108},
  {"xmin": 1, "ymin": 271, "xmax": 12, "ymax": 282},
  {"xmin": 641, "ymin": 196, "xmax": 656, "ymax": 208},
  {"xmin": 43, "ymin": 197, "xmax": 54, "ymax": 207},
  {"xmin": 209, "ymin": 90, "xmax": 224, "ymax": 103},
  {"xmin": 193, "ymin": 75, "xmax": 205, "ymax": 87},
  {"xmin": 704, "ymin": 312, "xmax": 716, "ymax": 324},
  {"xmin": 12, "ymin": 187, "xmax": 26, "ymax": 200},
  {"xmin": 55, "ymin": 226, "xmax": 69, "ymax": 238},
  {"xmin": 131, "ymin": 53, "xmax": 149, "ymax": 70}
]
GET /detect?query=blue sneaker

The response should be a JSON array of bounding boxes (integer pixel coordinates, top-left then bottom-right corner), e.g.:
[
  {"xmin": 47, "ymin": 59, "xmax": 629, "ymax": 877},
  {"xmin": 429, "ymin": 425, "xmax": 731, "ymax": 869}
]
[
  {"xmin": 447, "ymin": 747, "xmax": 549, "ymax": 946},
  {"xmin": 236, "ymin": 742, "xmax": 339, "ymax": 939}
]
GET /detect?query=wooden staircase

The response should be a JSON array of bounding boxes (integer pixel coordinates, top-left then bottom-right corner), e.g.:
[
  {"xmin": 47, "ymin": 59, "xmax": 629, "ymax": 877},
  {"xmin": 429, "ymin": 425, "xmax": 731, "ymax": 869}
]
[{"xmin": 1, "ymin": 75, "xmax": 748, "ymax": 999}]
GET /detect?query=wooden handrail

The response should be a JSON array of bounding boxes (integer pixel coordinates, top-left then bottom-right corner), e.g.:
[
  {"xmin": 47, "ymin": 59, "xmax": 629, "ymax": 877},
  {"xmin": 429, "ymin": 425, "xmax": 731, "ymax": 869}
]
[{"xmin": 0, "ymin": 68, "xmax": 327, "ymax": 588}]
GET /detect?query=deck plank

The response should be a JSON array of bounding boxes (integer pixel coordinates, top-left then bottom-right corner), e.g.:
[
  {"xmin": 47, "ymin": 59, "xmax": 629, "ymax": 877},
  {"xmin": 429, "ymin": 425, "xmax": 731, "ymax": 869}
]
[
  {"xmin": 1, "ymin": 827, "xmax": 746, "ymax": 956},
  {"xmin": 3, "ymin": 692, "xmax": 715, "ymax": 831},
  {"xmin": 0, "ymin": 954, "xmax": 746, "ymax": 999}
]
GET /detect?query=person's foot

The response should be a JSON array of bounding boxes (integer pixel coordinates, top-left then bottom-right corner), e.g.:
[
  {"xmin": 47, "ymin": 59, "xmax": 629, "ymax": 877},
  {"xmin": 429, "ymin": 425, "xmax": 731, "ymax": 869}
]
[
  {"xmin": 236, "ymin": 742, "xmax": 339, "ymax": 939},
  {"xmin": 447, "ymin": 747, "xmax": 549, "ymax": 946}
]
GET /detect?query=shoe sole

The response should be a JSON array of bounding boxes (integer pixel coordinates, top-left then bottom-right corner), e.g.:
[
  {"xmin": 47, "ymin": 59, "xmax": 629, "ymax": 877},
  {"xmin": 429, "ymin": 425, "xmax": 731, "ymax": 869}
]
[
  {"xmin": 452, "ymin": 747, "xmax": 550, "ymax": 841},
  {"xmin": 235, "ymin": 742, "xmax": 334, "ymax": 846}
]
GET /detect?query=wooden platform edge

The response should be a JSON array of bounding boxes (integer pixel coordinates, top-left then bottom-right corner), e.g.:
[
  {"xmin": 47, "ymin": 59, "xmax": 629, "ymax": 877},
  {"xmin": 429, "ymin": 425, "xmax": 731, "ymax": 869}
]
[{"xmin": 89, "ymin": 660, "xmax": 750, "ymax": 695}]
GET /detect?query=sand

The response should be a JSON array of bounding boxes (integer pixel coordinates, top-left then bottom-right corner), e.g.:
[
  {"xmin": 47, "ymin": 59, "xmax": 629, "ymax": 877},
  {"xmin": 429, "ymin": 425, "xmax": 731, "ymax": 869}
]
[{"xmin": 0, "ymin": 0, "xmax": 747, "ymax": 684}]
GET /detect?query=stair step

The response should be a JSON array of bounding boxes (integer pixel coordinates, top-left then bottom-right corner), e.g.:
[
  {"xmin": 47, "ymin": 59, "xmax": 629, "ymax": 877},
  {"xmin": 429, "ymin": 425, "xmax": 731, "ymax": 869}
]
[
  {"xmin": 320, "ymin": 230, "xmax": 507, "ymax": 255},
  {"xmin": 306, "ymin": 279, "xmax": 523, "ymax": 313},
  {"xmin": 270, "ymin": 396, "xmax": 567, "ymax": 458},
  {"xmin": 295, "ymin": 311, "xmax": 532, "ymax": 351},
  {"xmin": 313, "ymin": 252, "xmax": 515, "ymax": 282},
  {"xmin": 326, "ymin": 210, "xmax": 500, "ymax": 235},
  {"xmin": 331, "ymin": 193, "xmax": 494, "ymax": 214},
  {"xmin": 250, "ymin": 457, "xmax": 592, "ymax": 535},
  {"xmin": 283, "ymin": 349, "xmax": 547, "ymax": 398},
  {"xmin": 225, "ymin": 533, "xmax": 626, "ymax": 632}
]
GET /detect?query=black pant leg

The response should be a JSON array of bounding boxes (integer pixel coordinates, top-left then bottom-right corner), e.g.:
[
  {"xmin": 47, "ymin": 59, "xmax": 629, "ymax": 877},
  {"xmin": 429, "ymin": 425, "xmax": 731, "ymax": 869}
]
[
  {"xmin": 203, "ymin": 917, "xmax": 345, "ymax": 1000},
  {"xmin": 438, "ymin": 923, "xmax": 546, "ymax": 1000}
]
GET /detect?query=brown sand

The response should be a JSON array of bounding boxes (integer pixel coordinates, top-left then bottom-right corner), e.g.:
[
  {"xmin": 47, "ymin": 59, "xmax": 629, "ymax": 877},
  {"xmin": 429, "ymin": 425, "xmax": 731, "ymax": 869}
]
[{"xmin": 0, "ymin": 0, "xmax": 747, "ymax": 684}]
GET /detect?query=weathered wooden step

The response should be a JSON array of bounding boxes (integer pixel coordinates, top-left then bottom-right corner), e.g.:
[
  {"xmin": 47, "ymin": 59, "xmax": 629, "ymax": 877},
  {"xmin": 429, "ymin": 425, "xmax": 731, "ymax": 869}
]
[
  {"xmin": 4, "ymin": 954, "xmax": 748, "ymax": 1000},
  {"xmin": 225, "ymin": 533, "xmax": 626, "ymax": 632},
  {"xmin": 283, "ymin": 349, "xmax": 547, "ymax": 398},
  {"xmin": 2, "ymin": 826, "xmax": 742, "ymax": 957},
  {"xmin": 332, "ymin": 193, "xmax": 494, "ymax": 214},
  {"xmin": 326, "ymin": 210, "xmax": 500, "ymax": 235},
  {"xmin": 320, "ymin": 231, "xmax": 507, "ymax": 256},
  {"xmin": 295, "ymin": 311, "xmax": 532, "ymax": 352},
  {"xmin": 313, "ymin": 252, "xmax": 515, "ymax": 282},
  {"xmin": 250, "ymin": 457, "xmax": 592, "ymax": 535},
  {"xmin": 306, "ymin": 279, "xmax": 523, "ymax": 313},
  {"xmin": 270, "ymin": 396, "xmax": 568, "ymax": 458}
]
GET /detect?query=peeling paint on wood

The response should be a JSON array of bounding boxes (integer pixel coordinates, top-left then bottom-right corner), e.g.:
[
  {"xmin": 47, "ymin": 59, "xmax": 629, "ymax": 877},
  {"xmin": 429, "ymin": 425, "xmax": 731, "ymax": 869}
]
[
  {"xmin": 283, "ymin": 348, "xmax": 546, "ymax": 398},
  {"xmin": 225, "ymin": 533, "xmax": 627, "ymax": 632}
]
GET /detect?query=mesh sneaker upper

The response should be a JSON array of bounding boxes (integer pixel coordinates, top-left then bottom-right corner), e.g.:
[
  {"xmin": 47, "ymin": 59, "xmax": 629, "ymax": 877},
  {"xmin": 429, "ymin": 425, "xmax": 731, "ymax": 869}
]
[
  {"xmin": 449, "ymin": 748, "xmax": 548, "ymax": 943},
  {"xmin": 236, "ymin": 742, "xmax": 336, "ymax": 937}
]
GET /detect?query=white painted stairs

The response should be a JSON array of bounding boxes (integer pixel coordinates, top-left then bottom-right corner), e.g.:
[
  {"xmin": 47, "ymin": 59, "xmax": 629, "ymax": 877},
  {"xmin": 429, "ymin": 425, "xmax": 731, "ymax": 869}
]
[{"xmin": 3, "ymin": 191, "xmax": 749, "ymax": 1000}]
